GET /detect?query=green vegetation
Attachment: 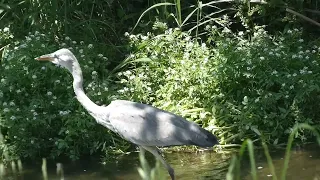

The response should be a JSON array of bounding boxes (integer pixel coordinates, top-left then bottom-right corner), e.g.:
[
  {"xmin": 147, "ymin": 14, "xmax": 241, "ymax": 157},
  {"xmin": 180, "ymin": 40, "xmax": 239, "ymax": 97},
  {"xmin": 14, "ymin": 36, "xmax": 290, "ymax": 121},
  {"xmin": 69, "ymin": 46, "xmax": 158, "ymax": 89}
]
[{"xmin": 0, "ymin": 0, "xmax": 320, "ymax": 168}]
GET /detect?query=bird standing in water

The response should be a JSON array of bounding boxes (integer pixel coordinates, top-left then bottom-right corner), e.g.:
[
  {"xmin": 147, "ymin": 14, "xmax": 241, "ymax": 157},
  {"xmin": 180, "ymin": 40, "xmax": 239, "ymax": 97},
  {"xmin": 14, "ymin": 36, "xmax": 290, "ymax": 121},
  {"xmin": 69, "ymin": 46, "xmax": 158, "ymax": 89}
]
[{"xmin": 35, "ymin": 48, "xmax": 219, "ymax": 180}]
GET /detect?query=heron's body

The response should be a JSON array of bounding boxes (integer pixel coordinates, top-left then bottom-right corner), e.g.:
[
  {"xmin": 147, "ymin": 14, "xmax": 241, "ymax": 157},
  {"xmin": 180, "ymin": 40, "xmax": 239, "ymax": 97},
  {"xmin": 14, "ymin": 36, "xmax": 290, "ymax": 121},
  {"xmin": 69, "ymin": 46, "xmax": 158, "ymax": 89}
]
[
  {"xmin": 99, "ymin": 100, "xmax": 217, "ymax": 147},
  {"xmin": 35, "ymin": 48, "xmax": 219, "ymax": 180}
]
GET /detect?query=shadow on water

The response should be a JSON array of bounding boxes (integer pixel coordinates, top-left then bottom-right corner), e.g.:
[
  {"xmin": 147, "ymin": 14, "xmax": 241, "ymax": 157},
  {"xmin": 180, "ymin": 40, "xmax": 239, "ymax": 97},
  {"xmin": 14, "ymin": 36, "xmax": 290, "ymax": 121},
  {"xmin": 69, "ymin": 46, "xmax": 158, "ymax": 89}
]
[{"xmin": 1, "ymin": 144, "xmax": 320, "ymax": 180}]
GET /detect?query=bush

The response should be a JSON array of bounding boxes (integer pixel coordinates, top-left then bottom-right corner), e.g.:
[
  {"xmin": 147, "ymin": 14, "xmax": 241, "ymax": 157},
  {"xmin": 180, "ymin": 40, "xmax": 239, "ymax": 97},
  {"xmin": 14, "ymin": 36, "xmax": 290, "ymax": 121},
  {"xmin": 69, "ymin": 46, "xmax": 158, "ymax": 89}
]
[
  {"xmin": 210, "ymin": 26, "xmax": 320, "ymax": 144},
  {"xmin": 118, "ymin": 26, "xmax": 217, "ymax": 134},
  {"xmin": 0, "ymin": 28, "xmax": 125, "ymax": 161},
  {"xmin": 118, "ymin": 24, "xmax": 320, "ymax": 145}
]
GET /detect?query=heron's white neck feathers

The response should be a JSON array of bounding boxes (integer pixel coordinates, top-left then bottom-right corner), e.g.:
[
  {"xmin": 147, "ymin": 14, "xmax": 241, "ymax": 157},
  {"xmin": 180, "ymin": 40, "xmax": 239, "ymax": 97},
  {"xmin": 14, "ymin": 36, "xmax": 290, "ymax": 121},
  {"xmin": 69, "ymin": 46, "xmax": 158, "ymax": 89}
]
[{"xmin": 71, "ymin": 61, "xmax": 100, "ymax": 114}]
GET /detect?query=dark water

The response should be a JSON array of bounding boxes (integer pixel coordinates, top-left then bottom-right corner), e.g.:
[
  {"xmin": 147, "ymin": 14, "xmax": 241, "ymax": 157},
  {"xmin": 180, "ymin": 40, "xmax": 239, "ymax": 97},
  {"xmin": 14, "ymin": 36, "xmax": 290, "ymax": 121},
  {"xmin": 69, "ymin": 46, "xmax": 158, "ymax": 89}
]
[{"xmin": 2, "ymin": 145, "xmax": 320, "ymax": 180}]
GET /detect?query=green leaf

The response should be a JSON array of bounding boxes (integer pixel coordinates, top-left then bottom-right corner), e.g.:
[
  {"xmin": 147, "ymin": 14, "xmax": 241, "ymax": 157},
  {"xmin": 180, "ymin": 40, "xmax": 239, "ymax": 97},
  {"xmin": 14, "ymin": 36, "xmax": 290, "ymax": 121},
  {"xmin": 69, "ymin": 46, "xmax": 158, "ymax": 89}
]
[{"xmin": 251, "ymin": 127, "xmax": 261, "ymax": 136}]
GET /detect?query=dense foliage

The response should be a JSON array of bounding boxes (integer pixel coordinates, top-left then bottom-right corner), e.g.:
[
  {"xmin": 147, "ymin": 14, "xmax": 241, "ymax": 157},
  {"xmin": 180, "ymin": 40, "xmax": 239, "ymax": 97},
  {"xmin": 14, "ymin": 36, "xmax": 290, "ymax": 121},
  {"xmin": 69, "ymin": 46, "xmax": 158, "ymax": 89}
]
[
  {"xmin": 0, "ymin": 29, "xmax": 129, "ymax": 160},
  {"xmin": 0, "ymin": 0, "xmax": 320, "ymax": 161}
]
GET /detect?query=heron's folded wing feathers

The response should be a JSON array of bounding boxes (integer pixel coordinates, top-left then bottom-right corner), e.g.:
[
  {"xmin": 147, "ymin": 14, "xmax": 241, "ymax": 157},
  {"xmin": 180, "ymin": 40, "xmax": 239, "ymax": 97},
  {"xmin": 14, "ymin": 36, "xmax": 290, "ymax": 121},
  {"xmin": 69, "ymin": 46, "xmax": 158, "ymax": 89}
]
[{"xmin": 107, "ymin": 100, "xmax": 216, "ymax": 147}]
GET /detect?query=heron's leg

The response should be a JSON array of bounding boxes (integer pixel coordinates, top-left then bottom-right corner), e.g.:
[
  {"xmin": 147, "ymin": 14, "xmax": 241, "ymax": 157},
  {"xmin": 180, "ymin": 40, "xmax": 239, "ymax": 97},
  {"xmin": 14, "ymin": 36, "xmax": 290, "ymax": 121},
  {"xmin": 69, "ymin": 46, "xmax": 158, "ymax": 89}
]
[
  {"xmin": 141, "ymin": 146, "xmax": 175, "ymax": 180},
  {"xmin": 139, "ymin": 146, "xmax": 146, "ymax": 156}
]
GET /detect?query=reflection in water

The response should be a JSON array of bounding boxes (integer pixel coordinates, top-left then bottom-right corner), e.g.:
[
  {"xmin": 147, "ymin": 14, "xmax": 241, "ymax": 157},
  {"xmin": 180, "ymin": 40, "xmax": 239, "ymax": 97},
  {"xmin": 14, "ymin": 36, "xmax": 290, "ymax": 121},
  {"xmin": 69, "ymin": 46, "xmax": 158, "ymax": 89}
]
[{"xmin": 2, "ymin": 145, "xmax": 320, "ymax": 180}]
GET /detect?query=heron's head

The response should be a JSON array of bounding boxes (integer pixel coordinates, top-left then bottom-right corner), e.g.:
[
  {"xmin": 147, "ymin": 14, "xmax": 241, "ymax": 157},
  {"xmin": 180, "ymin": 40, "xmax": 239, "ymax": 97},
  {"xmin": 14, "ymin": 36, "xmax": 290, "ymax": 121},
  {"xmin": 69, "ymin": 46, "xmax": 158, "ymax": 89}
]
[{"xmin": 35, "ymin": 48, "xmax": 78, "ymax": 72}]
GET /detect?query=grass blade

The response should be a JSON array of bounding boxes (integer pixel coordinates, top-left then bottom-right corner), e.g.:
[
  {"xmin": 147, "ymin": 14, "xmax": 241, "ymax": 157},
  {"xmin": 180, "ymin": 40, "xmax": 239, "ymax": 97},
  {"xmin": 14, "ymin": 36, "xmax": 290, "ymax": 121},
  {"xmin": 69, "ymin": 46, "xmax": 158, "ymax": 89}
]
[
  {"xmin": 174, "ymin": 0, "xmax": 181, "ymax": 26},
  {"xmin": 131, "ymin": 2, "xmax": 175, "ymax": 32},
  {"xmin": 262, "ymin": 141, "xmax": 278, "ymax": 180}
]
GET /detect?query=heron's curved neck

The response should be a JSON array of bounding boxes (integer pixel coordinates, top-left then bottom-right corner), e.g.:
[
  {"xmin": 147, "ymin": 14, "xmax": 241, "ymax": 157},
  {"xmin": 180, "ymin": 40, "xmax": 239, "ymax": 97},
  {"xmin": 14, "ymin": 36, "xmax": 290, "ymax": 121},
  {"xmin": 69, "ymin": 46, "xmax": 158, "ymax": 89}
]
[{"xmin": 71, "ymin": 62, "xmax": 100, "ymax": 113}]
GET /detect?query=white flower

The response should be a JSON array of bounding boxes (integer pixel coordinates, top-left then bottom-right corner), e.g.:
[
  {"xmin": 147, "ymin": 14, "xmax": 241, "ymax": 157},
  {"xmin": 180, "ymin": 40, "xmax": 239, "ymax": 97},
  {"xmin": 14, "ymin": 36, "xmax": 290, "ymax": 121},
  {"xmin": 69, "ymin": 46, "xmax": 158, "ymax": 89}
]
[
  {"xmin": 98, "ymin": 54, "xmax": 103, "ymax": 58},
  {"xmin": 88, "ymin": 44, "xmax": 93, "ymax": 49},
  {"xmin": 204, "ymin": 57, "xmax": 208, "ymax": 64},
  {"xmin": 298, "ymin": 39, "xmax": 304, "ymax": 43},
  {"xmin": 47, "ymin": 91, "xmax": 52, "ymax": 96},
  {"xmin": 3, "ymin": 102, "xmax": 7, "ymax": 106},
  {"xmin": 9, "ymin": 102, "xmax": 15, "ymax": 106},
  {"xmin": 59, "ymin": 110, "xmax": 70, "ymax": 116},
  {"xmin": 3, "ymin": 27, "xmax": 9, "ymax": 32},
  {"xmin": 3, "ymin": 108, "xmax": 9, "ymax": 113},
  {"xmin": 79, "ymin": 49, "xmax": 83, "ymax": 54},
  {"xmin": 0, "ymin": 78, "xmax": 5, "ymax": 83},
  {"xmin": 41, "ymin": 44, "xmax": 45, "ymax": 48},
  {"xmin": 92, "ymin": 71, "xmax": 97, "ymax": 75},
  {"xmin": 32, "ymin": 75, "xmax": 37, "ymax": 79},
  {"xmin": 65, "ymin": 37, "xmax": 70, "ymax": 40},
  {"xmin": 259, "ymin": 57, "xmax": 265, "ymax": 60},
  {"xmin": 271, "ymin": 70, "xmax": 278, "ymax": 75},
  {"xmin": 55, "ymin": 80, "xmax": 60, "ymax": 83},
  {"xmin": 124, "ymin": 32, "xmax": 130, "ymax": 37},
  {"xmin": 10, "ymin": 116, "xmax": 16, "ymax": 120},
  {"xmin": 80, "ymin": 41, "xmax": 84, "ymax": 45},
  {"xmin": 41, "ymin": 66, "xmax": 46, "ymax": 70}
]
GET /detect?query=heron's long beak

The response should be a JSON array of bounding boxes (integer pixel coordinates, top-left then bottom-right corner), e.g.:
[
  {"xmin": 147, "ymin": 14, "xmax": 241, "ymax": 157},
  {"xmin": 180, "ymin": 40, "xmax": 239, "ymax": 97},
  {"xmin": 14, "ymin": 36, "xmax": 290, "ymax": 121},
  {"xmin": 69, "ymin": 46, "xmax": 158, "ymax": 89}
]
[{"xmin": 35, "ymin": 54, "xmax": 54, "ymax": 61}]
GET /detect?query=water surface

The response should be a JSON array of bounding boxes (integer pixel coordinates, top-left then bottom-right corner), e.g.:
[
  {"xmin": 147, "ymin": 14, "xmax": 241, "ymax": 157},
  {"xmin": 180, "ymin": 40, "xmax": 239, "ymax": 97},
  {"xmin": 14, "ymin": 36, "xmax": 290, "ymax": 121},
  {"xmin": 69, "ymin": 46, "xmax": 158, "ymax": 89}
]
[{"xmin": 3, "ymin": 145, "xmax": 320, "ymax": 180}]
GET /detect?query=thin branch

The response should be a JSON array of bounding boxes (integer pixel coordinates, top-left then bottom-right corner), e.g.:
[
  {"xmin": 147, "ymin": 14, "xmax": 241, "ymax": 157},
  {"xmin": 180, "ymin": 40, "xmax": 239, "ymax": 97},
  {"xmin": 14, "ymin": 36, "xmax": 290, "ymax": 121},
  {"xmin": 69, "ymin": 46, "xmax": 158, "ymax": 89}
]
[
  {"xmin": 286, "ymin": 8, "xmax": 320, "ymax": 28},
  {"xmin": 304, "ymin": 9, "xmax": 320, "ymax": 15}
]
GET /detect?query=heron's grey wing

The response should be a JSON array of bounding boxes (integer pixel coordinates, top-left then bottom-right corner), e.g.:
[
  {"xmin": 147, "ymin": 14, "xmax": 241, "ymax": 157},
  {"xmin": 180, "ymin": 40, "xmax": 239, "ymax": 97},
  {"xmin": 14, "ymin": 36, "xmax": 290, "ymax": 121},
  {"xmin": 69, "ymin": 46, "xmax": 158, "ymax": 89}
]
[{"xmin": 106, "ymin": 100, "xmax": 218, "ymax": 147}]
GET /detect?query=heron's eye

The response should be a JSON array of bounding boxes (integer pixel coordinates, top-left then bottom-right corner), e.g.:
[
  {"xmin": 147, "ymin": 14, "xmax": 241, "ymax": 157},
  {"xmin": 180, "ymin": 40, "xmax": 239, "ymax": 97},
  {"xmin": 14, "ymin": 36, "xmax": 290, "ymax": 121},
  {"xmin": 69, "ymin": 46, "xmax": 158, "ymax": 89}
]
[{"xmin": 54, "ymin": 54, "xmax": 59, "ymax": 59}]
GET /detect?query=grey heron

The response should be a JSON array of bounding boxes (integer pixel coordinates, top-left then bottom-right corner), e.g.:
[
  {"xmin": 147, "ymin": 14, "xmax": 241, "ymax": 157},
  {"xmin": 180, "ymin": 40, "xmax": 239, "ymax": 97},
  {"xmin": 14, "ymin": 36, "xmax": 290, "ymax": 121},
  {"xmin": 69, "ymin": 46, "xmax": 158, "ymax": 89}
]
[{"xmin": 35, "ymin": 48, "xmax": 219, "ymax": 180}]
